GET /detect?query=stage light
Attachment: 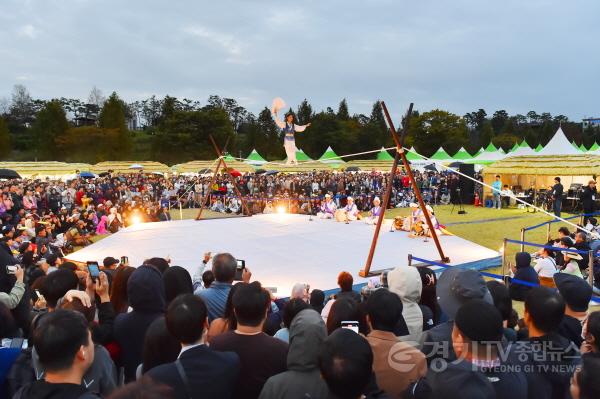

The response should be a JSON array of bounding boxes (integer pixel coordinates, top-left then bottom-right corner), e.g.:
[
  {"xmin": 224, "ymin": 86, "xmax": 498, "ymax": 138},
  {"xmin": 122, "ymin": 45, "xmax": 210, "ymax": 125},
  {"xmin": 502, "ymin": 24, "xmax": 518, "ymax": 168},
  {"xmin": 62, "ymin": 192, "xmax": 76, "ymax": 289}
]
[
  {"xmin": 130, "ymin": 215, "xmax": 142, "ymax": 225},
  {"xmin": 277, "ymin": 206, "xmax": 286, "ymax": 214}
]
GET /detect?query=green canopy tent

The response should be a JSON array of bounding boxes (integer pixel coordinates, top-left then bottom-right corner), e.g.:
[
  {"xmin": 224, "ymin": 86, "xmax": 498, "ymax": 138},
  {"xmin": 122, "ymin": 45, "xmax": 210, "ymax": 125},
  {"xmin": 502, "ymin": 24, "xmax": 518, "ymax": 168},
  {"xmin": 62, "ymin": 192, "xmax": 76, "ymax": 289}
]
[
  {"xmin": 376, "ymin": 147, "xmax": 394, "ymax": 161},
  {"xmin": 519, "ymin": 140, "xmax": 531, "ymax": 149},
  {"xmin": 579, "ymin": 143, "xmax": 588, "ymax": 152},
  {"xmin": 535, "ymin": 143, "xmax": 543, "ymax": 152},
  {"xmin": 223, "ymin": 154, "xmax": 237, "ymax": 162},
  {"xmin": 245, "ymin": 149, "xmax": 267, "ymax": 165},
  {"xmin": 483, "ymin": 143, "xmax": 498, "ymax": 152},
  {"xmin": 508, "ymin": 142, "xmax": 519, "ymax": 153},
  {"xmin": 589, "ymin": 143, "xmax": 600, "ymax": 152},
  {"xmin": 405, "ymin": 147, "xmax": 425, "ymax": 161},
  {"xmin": 319, "ymin": 146, "xmax": 344, "ymax": 163},
  {"xmin": 451, "ymin": 147, "xmax": 475, "ymax": 160},
  {"xmin": 430, "ymin": 148, "xmax": 453, "ymax": 161}
]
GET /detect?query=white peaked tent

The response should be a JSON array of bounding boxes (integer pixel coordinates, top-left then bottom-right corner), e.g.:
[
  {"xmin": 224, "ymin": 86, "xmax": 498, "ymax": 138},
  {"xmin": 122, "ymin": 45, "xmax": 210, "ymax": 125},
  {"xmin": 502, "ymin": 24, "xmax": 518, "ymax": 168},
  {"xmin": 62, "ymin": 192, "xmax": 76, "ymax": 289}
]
[
  {"xmin": 507, "ymin": 145, "xmax": 537, "ymax": 157},
  {"xmin": 469, "ymin": 149, "xmax": 508, "ymax": 164},
  {"xmin": 535, "ymin": 127, "xmax": 582, "ymax": 156}
]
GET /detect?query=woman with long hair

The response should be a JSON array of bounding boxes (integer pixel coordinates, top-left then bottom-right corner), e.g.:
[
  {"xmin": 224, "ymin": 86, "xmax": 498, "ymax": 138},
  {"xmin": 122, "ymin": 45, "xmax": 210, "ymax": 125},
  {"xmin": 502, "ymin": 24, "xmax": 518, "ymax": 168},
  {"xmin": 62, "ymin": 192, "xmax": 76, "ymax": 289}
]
[{"xmin": 110, "ymin": 266, "xmax": 135, "ymax": 314}]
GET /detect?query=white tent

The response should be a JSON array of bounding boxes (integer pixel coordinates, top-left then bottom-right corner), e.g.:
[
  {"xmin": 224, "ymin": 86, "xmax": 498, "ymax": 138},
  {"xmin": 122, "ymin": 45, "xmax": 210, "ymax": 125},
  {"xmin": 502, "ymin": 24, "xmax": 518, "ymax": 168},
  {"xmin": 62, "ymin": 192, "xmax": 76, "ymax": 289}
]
[
  {"xmin": 507, "ymin": 145, "xmax": 537, "ymax": 157},
  {"xmin": 535, "ymin": 127, "xmax": 582, "ymax": 156},
  {"xmin": 470, "ymin": 149, "xmax": 507, "ymax": 163}
]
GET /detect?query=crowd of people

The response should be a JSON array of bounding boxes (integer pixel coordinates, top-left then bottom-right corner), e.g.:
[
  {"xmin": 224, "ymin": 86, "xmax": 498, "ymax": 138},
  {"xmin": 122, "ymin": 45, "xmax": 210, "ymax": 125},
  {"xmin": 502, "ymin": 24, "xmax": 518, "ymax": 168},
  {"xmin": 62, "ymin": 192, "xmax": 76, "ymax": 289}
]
[
  {"xmin": 507, "ymin": 223, "xmax": 600, "ymax": 299},
  {"xmin": 1, "ymin": 171, "xmax": 600, "ymax": 399},
  {"xmin": 0, "ymin": 169, "xmax": 465, "ymax": 267},
  {"xmin": 1, "ymin": 242, "xmax": 600, "ymax": 398}
]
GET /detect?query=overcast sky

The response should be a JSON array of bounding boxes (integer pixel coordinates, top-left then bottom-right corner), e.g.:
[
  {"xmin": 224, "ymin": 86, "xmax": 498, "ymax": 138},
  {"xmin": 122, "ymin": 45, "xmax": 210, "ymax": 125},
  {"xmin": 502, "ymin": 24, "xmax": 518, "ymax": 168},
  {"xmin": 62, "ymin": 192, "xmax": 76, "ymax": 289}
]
[{"xmin": 1, "ymin": 0, "xmax": 598, "ymax": 121}]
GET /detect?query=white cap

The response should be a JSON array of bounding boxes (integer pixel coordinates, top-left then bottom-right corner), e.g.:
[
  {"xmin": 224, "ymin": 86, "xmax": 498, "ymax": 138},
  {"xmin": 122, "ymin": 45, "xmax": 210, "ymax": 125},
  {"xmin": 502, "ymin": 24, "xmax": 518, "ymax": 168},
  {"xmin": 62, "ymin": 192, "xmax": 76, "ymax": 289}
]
[
  {"xmin": 325, "ymin": 194, "xmax": 331, "ymax": 198},
  {"xmin": 409, "ymin": 202, "xmax": 418, "ymax": 208}
]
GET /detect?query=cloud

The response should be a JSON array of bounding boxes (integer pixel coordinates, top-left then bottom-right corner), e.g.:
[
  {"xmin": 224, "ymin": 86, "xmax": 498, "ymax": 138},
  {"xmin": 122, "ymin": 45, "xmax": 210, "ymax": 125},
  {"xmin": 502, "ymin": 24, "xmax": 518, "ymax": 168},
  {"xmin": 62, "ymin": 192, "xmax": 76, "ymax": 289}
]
[
  {"xmin": 182, "ymin": 25, "xmax": 243, "ymax": 60},
  {"xmin": 17, "ymin": 24, "xmax": 38, "ymax": 39}
]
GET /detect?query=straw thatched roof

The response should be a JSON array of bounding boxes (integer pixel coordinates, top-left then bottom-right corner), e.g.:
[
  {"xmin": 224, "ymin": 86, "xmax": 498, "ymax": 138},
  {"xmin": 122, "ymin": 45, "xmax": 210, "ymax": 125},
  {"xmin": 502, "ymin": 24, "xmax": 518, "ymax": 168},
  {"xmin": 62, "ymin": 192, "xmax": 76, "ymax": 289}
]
[
  {"xmin": 91, "ymin": 161, "xmax": 170, "ymax": 173},
  {"xmin": 485, "ymin": 154, "xmax": 600, "ymax": 176},
  {"xmin": 172, "ymin": 159, "xmax": 254, "ymax": 173},
  {"xmin": 0, "ymin": 161, "xmax": 92, "ymax": 178}
]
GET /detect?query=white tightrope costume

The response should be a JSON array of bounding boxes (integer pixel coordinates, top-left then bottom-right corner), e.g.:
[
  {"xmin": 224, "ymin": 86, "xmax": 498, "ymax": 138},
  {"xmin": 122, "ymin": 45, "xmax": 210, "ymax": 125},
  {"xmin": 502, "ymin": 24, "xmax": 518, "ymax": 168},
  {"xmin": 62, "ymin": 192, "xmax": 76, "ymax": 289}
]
[{"xmin": 272, "ymin": 111, "xmax": 308, "ymax": 165}]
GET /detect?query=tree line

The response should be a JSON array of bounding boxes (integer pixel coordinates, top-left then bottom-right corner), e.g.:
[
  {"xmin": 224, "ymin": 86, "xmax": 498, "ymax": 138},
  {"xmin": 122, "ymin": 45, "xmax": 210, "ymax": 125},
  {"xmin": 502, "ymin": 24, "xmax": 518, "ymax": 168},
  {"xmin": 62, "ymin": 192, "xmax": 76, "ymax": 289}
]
[{"xmin": 0, "ymin": 84, "xmax": 598, "ymax": 164}]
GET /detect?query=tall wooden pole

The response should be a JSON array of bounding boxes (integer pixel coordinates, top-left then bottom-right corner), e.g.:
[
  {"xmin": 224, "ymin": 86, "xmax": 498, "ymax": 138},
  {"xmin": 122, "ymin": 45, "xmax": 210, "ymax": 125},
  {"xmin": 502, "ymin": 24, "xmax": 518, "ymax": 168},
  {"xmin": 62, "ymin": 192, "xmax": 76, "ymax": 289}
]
[
  {"xmin": 381, "ymin": 102, "xmax": 449, "ymax": 263},
  {"xmin": 360, "ymin": 102, "xmax": 448, "ymax": 277}
]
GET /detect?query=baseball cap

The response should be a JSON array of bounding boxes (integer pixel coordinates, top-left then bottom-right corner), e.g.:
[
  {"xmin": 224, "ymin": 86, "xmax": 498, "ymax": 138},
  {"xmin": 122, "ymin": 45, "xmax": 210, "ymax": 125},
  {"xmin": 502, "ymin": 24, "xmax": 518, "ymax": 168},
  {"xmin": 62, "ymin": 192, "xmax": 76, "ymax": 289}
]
[
  {"xmin": 554, "ymin": 273, "xmax": 592, "ymax": 312},
  {"xmin": 454, "ymin": 299, "xmax": 503, "ymax": 342},
  {"xmin": 436, "ymin": 268, "xmax": 493, "ymax": 319}
]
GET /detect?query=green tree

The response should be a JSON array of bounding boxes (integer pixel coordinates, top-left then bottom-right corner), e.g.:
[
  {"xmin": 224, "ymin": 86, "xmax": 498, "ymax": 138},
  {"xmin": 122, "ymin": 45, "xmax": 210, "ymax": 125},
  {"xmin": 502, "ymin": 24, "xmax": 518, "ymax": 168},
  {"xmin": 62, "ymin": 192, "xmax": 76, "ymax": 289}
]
[
  {"xmin": 408, "ymin": 109, "xmax": 468, "ymax": 156},
  {"xmin": 257, "ymin": 107, "xmax": 284, "ymax": 159},
  {"xmin": 99, "ymin": 92, "xmax": 132, "ymax": 159},
  {"xmin": 31, "ymin": 100, "xmax": 69, "ymax": 160},
  {"xmin": 337, "ymin": 99, "xmax": 350, "ymax": 121},
  {"xmin": 0, "ymin": 117, "xmax": 11, "ymax": 159},
  {"xmin": 491, "ymin": 110, "xmax": 509, "ymax": 134},
  {"xmin": 296, "ymin": 99, "xmax": 313, "ymax": 125}
]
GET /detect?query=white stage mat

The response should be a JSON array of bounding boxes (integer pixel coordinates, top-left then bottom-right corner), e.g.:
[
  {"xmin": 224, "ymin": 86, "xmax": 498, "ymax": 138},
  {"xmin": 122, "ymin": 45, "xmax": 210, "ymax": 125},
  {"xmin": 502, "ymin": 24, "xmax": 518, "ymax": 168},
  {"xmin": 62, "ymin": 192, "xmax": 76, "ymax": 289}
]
[{"xmin": 67, "ymin": 214, "xmax": 500, "ymax": 296}]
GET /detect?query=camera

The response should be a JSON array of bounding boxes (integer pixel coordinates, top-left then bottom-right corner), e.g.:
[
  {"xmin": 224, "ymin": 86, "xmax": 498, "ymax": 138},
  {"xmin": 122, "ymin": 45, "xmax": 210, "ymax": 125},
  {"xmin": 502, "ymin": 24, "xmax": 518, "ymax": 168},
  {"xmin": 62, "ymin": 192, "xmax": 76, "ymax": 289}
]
[{"xmin": 234, "ymin": 259, "xmax": 245, "ymax": 281}]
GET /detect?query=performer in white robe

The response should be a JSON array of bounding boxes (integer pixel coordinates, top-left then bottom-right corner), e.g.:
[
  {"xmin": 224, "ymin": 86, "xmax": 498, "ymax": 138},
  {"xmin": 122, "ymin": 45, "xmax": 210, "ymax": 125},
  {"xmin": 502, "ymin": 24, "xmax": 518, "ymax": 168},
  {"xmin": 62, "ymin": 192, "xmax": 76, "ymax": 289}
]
[
  {"xmin": 402, "ymin": 203, "xmax": 422, "ymax": 232},
  {"xmin": 340, "ymin": 197, "xmax": 360, "ymax": 222},
  {"xmin": 364, "ymin": 197, "xmax": 382, "ymax": 225},
  {"xmin": 272, "ymin": 110, "xmax": 311, "ymax": 165},
  {"xmin": 318, "ymin": 194, "xmax": 337, "ymax": 219}
]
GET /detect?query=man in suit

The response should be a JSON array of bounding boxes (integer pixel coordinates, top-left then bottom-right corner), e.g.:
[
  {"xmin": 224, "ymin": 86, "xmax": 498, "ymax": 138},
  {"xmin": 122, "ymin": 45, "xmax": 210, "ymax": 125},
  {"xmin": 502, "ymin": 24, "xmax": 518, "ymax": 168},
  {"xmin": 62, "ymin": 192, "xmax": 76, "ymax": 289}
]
[
  {"xmin": 552, "ymin": 177, "xmax": 564, "ymax": 217},
  {"xmin": 147, "ymin": 294, "xmax": 240, "ymax": 399},
  {"xmin": 581, "ymin": 180, "xmax": 597, "ymax": 224}
]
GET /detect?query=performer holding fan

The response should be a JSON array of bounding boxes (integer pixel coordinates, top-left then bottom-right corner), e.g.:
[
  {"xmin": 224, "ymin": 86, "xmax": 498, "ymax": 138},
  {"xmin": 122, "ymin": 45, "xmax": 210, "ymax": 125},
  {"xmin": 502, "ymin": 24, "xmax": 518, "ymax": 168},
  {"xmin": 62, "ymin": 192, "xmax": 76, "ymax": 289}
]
[{"xmin": 271, "ymin": 97, "xmax": 311, "ymax": 165}]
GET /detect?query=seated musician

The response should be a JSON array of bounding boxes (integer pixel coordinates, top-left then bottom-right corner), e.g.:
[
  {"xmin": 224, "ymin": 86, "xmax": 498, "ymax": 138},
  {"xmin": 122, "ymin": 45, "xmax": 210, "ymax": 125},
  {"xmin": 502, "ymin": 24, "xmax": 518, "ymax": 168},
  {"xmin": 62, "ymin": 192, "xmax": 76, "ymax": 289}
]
[
  {"xmin": 317, "ymin": 193, "xmax": 337, "ymax": 219},
  {"xmin": 365, "ymin": 197, "xmax": 382, "ymax": 225},
  {"xmin": 341, "ymin": 197, "xmax": 360, "ymax": 222},
  {"xmin": 402, "ymin": 203, "xmax": 421, "ymax": 232},
  {"xmin": 417, "ymin": 205, "xmax": 451, "ymax": 237}
]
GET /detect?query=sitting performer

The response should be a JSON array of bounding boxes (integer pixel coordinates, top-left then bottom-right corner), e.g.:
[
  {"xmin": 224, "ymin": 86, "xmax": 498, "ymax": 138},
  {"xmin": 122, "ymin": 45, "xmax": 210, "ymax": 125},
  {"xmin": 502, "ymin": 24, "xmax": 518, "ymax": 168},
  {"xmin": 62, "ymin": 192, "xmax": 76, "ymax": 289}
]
[
  {"xmin": 418, "ymin": 205, "xmax": 452, "ymax": 237},
  {"xmin": 318, "ymin": 194, "xmax": 337, "ymax": 219},
  {"xmin": 272, "ymin": 109, "xmax": 311, "ymax": 165},
  {"xmin": 340, "ymin": 197, "xmax": 360, "ymax": 222},
  {"xmin": 402, "ymin": 203, "xmax": 422, "ymax": 232},
  {"xmin": 365, "ymin": 197, "xmax": 382, "ymax": 225}
]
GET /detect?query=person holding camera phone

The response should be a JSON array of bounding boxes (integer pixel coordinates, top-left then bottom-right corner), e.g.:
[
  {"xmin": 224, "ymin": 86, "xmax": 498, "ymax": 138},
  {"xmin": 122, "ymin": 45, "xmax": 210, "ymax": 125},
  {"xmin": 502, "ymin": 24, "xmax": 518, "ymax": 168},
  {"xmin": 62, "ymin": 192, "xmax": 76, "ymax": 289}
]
[
  {"xmin": 0, "ymin": 264, "xmax": 25, "ymax": 309},
  {"xmin": 195, "ymin": 253, "xmax": 251, "ymax": 323}
]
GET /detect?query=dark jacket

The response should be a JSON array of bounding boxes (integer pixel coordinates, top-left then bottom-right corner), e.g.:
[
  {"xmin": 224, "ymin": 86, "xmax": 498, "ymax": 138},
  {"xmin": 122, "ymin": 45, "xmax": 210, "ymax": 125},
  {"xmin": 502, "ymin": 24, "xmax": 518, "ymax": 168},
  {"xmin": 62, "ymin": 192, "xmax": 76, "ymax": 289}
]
[
  {"xmin": 511, "ymin": 333, "xmax": 580, "ymax": 399},
  {"xmin": 259, "ymin": 309, "xmax": 329, "ymax": 399},
  {"xmin": 12, "ymin": 380, "xmax": 100, "ymax": 399},
  {"xmin": 32, "ymin": 345, "xmax": 117, "ymax": 397},
  {"xmin": 581, "ymin": 185, "xmax": 597, "ymax": 211},
  {"xmin": 114, "ymin": 265, "xmax": 165, "ymax": 382},
  {"xmin": 509, "ymin": 252, "xmax": 538, "ymax": 301},
  {"xmin": 147, "ymin": 344, "xmax": 240, "ymax": 399}
]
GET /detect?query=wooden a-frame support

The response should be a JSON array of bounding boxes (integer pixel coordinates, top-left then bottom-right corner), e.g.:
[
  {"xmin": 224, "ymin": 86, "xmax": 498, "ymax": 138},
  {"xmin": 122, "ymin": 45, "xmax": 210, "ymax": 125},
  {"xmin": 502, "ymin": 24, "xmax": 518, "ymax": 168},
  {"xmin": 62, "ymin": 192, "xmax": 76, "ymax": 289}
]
[
  {"xmin": 359, "ymin": 102, "xmax": 449, "ymax": 277},
  {"xmin": 195, "ymin": 135, "xmax": 250, "ymax": 220}
]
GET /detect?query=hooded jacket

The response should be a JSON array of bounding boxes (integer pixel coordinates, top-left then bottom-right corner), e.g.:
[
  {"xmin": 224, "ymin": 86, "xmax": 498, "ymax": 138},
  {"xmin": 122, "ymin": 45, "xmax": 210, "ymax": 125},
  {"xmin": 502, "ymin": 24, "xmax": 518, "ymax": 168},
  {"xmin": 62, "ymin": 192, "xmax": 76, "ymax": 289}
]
[
  {"xmin": 259, "ymin": 309, "xmax": 329, "ymax": 399},
  {"xmin": 387, "ymin": 266, "xmax": 423, "ymax": 344},
  {"xmin": 114, "ymin": 265, "xmax": 165, "ymax": 382},
  {"xmin": 510, "ymin": 252, "xmax": 538, "ymax": 301}
]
